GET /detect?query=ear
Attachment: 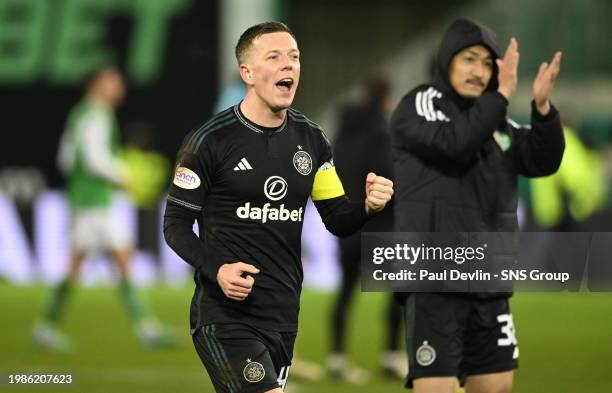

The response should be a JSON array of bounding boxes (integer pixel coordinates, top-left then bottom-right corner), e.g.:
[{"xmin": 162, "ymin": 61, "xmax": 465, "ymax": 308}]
[{"xmin": 239, "ymin": 64, "xmax": 254, "ymax": 86}]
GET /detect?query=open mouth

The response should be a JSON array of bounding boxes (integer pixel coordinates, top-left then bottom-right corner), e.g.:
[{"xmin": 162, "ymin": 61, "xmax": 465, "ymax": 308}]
[{"xmin": 275, "ymin": 78, "xmax": 294, "ymax": 92}]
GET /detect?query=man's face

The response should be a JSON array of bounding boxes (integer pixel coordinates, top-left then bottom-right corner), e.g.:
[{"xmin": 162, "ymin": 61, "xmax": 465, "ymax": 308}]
[
  {"xmin": 449, "ymin": 45, "xmax": 493, "ymax": 98},
  {"xmin": 95, "ymin": 70, "xmax": 126, "ymax": 107},
  {"xmin": 241, "ymin": 32, "xmax": 300, "ymax": 111}
]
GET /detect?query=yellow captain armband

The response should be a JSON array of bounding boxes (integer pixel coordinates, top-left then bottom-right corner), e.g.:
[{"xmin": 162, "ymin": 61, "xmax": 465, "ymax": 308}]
[{"xmin": 311, "ymin": 163, "xmax": 345, "ymax": 201}]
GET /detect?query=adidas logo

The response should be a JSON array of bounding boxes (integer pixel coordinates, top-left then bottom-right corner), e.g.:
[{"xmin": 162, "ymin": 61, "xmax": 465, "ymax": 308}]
[{"xmin": 233, "ymin": 157, "xmax": 253, "ymax": 171}]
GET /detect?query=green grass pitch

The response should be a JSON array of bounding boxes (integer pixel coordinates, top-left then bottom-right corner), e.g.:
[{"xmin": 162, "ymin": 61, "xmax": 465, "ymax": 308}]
[{"xmin": 1, "ymin": 283, "xmax": 611, "ymax": 392}]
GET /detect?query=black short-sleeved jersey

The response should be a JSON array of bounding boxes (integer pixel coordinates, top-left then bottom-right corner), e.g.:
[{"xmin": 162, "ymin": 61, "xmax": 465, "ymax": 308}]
[{"xmin": 167, "ymin": 105, "xmax": 346, "ymax": 332}]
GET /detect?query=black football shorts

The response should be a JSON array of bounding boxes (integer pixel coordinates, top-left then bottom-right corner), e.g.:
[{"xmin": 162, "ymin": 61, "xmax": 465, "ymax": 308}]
[
  {"xmin": 404, "ymin": 293, "xmax": 519, "ymax": 388},
  {"xmin": 192, "ymin": 323, "xmax": 295, "ymax": 393}
]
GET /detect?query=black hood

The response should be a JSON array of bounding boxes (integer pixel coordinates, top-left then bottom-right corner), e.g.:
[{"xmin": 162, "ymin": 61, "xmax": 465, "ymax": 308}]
[{"xmin": 433, "ymin": 19, "xmax": 501, "ymax": 107}]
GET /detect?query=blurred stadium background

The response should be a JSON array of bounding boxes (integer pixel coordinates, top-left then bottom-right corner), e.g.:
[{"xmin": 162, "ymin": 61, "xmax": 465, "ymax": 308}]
[{"xmin": 1, "ymin": 0, "xmax": 612, "ymax": 392}]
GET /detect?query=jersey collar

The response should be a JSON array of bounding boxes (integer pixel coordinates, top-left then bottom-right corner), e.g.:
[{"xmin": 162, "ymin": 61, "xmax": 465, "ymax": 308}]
[{"xmin": 233, "ymin": 104, "xmax": 288, "ymax": 135}]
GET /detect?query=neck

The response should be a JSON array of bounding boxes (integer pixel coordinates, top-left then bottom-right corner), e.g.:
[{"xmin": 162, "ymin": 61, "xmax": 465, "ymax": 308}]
[
  {"xmin": 87, "ymin": 93, "xmax": 111, "ymax": 108},
  {"xmin": 240, "ymin": 91, "xmax": 286, "ymax": 127}
]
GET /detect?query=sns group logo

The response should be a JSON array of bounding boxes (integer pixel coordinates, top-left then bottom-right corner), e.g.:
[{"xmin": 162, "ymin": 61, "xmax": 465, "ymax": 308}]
[{"xmin": 236, "ymin": 176, "xmax": 303, "ymax": 223}]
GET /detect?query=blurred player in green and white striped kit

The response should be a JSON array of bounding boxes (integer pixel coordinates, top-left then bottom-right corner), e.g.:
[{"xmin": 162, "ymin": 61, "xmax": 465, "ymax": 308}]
[{"xmin": 33, "ymin": 66, "xmax": 174, "ymax": 351}]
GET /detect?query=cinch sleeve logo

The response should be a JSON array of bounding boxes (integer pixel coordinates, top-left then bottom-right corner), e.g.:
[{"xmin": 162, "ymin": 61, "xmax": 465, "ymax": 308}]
[{"xmin": 173, "ymin": 166, "xmax": 201, "ymax": 189}]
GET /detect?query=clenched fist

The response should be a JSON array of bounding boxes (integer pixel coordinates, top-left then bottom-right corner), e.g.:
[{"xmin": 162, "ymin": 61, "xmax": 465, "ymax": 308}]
[
  {"xmin": 216, "ymin": 262, "xmax": 260, "ymax": 301},
  {"xmin": 365, "ymin": 172, "xmax": 394, "ymax": 215}
]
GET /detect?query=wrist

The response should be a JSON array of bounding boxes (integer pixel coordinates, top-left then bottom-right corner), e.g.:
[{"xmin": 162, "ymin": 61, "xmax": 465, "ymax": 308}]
[
  {"xmin": 364, "ymin": 200, "xmax": 377, "ymax": 217},
  {"xmin": 497, "ymin": 86, "xmax": 512, "ymax": 101},
  {"xmin": 535, "ymin": 100, "xmax": 550, "ymax": 116},
  {"xmin": 216, "ymin": 264, "xmax": 227, "ymax": 281}
]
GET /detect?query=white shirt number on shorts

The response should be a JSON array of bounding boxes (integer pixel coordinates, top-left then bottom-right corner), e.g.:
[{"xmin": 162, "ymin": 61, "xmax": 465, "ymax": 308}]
[
  {"xmin": 277, "ymin": 366, "xmax": 290, "ymax": 390},
  {"xmin": 497, "ymin": 313, "xmax": 517, "ymax": 347}
]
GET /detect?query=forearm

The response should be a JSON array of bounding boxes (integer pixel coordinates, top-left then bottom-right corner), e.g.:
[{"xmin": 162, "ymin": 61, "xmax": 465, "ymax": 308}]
[
  {"xmin": 392, "ymin": 90, "xmax": 508, "ymax": 162},
  {"xmin": 84, "ymin": 152, "xmax": 123, "ymax": 184},
  {"xmin": 314, "ymin": 196, "xmax": 370, "ymax": 237},
  {"xmin": 163, "ymin": 202, "xmax": 206, "ymax": 271},
  {"xmin": 520, "ymin": 101, "xmax": 565, "ymax": 176},
  {"xmin": 81, "ymin": 120, "xmax": 123, "ymax": 184},
  {"xmin": 450, "ymin": 91, "xmax": 509, "ymax": 158}
]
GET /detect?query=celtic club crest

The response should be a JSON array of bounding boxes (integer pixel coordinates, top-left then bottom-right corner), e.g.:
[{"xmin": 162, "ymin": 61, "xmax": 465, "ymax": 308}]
[
  {"xmin": 293, "ymin": 150, "xmax": 312, "ymax": 175},
  {"xmin": 243, "ymin": 361, "xmax": 265, "ymax": 383}
]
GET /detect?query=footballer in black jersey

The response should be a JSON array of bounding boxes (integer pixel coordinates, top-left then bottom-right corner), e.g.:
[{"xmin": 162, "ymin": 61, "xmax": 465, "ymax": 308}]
[{"xmin": 163, "ymin": 22, "xmax": 394, "ymax": 393}]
